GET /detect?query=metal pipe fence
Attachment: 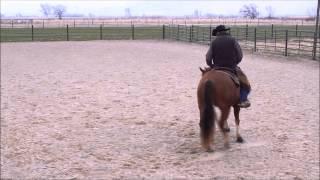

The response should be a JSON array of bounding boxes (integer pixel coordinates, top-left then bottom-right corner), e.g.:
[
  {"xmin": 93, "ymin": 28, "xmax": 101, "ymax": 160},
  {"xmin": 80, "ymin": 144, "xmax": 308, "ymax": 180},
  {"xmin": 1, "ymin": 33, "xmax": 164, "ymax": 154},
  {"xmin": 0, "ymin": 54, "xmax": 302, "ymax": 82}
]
[
  {"xmin": 0, "ymin": 18, "xmax": 316, "ymax": 28},
  {"xmin": 164, "ymin": 24, "xmax": 319, "ymax": 60},
  {"xmin": 1, "ymin": 24, "xmax": 319, "ymax": 60},
  {"xmin": 0, "ymin": 25, "xmax": 165, "ymax": 42}
]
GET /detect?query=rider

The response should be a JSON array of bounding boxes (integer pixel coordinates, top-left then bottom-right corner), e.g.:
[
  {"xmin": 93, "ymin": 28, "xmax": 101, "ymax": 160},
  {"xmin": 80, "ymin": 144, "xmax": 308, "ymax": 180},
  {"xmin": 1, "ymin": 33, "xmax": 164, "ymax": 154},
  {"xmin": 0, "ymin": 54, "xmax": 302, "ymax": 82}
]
[{"xmin": 206, "ymin": 25, "xmax": 251, "ymax": 108}]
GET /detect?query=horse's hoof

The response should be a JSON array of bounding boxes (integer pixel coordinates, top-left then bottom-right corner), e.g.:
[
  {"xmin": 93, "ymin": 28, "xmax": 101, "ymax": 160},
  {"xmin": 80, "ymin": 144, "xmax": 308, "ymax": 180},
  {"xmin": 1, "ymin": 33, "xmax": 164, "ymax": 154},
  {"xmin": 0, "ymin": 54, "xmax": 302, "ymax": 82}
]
[
  {"xmin": 223, "ymin": 128, "xmax": 230, "ymax": 132},
  {"xmin": 205, "ymin": 145, "xmax": 214, "ymax": 152},
  {"xmin": 206, "ymin": 148, "xmax": 214, "ymax": 152},
  {"xmin": 236, "ymin": 136, "xmax": 244, "ymax": 143},
  {"xmin": 207, "ymin": 149, "xmax": 214, "ymax": 153},
  {"xmin": 224, "ymin": 143, "xmax": 230, "ymax": 149}
]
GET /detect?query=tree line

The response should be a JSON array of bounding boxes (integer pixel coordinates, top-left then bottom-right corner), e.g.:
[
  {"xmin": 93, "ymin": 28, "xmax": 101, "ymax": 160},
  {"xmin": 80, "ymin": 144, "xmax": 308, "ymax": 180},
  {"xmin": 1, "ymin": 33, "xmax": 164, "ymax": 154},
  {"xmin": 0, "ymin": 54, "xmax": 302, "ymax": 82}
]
[{"xmin": 30, "ymin": 3, "xmax": 314, "ymax": 20}]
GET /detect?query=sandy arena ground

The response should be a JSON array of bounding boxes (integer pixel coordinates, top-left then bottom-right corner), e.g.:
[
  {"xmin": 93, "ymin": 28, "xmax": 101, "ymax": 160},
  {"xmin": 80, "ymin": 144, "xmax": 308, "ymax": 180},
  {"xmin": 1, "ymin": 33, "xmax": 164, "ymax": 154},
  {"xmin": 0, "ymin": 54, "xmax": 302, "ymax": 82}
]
[{"xmin": 1, "ymin": 40, "xmax": 319, "ymax": 179}]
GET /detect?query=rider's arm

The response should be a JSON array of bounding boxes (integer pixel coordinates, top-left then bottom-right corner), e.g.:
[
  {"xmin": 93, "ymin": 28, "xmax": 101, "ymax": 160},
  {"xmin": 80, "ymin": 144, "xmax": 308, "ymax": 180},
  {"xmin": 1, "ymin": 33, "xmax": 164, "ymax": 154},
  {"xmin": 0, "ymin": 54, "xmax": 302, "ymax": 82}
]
[
  {"xmin": 234, "ymin": 40, "xmax": 243, "ymax": 64},
  {"xmin": 206, "ymin": 41, "xmax": 214, "ymax": 67}
]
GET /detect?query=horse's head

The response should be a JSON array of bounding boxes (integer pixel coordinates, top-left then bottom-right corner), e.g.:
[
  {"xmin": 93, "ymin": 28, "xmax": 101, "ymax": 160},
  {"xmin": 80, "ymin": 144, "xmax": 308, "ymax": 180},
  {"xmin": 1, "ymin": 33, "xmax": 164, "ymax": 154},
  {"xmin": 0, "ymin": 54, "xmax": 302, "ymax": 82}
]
[{"xmin": 199, "ymin": 67, "xmax": 212, "ymax": 76}]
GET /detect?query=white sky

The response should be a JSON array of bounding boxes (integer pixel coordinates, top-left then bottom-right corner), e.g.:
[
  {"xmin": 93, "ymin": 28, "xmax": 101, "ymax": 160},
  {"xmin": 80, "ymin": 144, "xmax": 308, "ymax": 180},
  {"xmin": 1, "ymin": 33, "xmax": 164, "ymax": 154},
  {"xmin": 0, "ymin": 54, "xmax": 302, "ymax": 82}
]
[{"xmin": 1, "ymin": 0, "xmax": 318, "ymax": 17}]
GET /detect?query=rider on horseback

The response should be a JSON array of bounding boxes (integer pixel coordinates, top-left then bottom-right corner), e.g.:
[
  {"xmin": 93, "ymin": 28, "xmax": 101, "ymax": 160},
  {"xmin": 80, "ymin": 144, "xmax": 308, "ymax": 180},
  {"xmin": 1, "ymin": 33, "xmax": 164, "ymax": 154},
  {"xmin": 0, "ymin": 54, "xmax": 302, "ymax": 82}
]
[{"xmin": 206, "ymin": 25, "xmax": 251, "ymax": 108}]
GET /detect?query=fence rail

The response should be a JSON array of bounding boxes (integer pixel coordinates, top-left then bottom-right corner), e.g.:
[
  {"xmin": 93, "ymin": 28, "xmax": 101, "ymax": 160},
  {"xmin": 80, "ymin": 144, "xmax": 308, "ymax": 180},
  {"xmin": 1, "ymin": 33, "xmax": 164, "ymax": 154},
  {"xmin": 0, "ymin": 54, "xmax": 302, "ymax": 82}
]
[
  {"xmin": 0, "ymin": 17, "xmax": 316, "ymax": 28},
  {"xmin": 1, "ymin": 24, "xmax": 319, "ymax": 60}
]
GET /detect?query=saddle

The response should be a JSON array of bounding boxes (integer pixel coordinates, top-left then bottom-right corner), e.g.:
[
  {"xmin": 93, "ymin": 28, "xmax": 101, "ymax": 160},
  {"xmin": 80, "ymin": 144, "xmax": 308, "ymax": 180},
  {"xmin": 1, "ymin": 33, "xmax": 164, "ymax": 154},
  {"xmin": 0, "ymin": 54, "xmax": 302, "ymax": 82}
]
[{"xmin": 212, "ymin": 67, "xmax": 240, "ymax": 87}]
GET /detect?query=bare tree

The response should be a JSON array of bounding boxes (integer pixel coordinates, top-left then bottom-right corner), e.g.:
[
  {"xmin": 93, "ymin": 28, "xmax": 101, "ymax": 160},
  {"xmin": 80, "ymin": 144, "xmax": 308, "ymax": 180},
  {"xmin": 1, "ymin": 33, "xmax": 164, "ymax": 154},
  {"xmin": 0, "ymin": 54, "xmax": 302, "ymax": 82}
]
[
  {"xmin": 40, "ymin": 4, "xmax": 52, "ymax": 17},
  {"xmin": 53, "ymin": 5, "xmax": 67, "ymax": 20},
  {"xmin": 88, "ymin": 13, "xmax": 95, "ymax": 18},
  {"xmin": 15, "ymin": 13, "xmax": 23, "ymax": 18},
  {"xmin": 307, "ymin": 7, "xmax": 317, "ymax": 20},
  {"xmin": 265, "ymin": 6, "xmax": 274, "ymax": 19},
  {"xmin": 194, "ymin": 9, "xmax": 200, "ymax": 18},
  {"xmin": 125, "ymin": 8, "xmax": 131, "ymax": 17},
  {"xmin": 240, "ymin": 4, "xmax": 259, "ymax": 19}
]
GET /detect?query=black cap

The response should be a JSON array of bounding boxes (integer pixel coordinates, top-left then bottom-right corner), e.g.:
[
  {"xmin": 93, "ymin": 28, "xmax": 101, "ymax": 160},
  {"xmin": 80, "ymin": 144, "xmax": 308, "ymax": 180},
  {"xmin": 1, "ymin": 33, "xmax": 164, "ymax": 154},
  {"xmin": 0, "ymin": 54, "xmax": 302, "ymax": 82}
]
[{"xmin": 212, "ymin": 25, "xmax": 230, "ymax": 36}]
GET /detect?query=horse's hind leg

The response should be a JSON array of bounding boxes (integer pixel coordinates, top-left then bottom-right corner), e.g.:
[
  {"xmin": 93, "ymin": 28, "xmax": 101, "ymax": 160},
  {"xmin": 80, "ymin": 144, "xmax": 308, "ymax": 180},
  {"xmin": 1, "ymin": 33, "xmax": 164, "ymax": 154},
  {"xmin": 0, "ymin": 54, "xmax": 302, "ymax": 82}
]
[
  {"xmin": 233, "ymin": 106, "xmax": 244, "ymax": 143},
  {"xmin": 218, "ymin": 107, "xmax": 231, "ymax": 148},
  {"xmin": 223, "ymin": 121, "xmax": 230, "ymax": 132}
]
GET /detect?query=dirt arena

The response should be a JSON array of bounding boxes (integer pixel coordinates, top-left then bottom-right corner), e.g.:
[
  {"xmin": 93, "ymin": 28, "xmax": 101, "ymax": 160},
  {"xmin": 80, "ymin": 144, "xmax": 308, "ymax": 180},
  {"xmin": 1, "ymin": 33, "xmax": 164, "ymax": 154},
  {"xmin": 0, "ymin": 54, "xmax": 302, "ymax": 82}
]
[{"xmin": 1, "ymin": 40, "xmax": 319, "ymax": 179}]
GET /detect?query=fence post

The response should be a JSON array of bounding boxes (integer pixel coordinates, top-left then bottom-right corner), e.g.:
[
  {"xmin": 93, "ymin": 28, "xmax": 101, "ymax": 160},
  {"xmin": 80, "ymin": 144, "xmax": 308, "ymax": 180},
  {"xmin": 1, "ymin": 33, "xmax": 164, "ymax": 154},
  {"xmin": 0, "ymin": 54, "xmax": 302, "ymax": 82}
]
[
  {"xmin": 313, "ymin": 32, "xmax": 318, "ymax": 60},
  {"xmin": 11, "ymin": 20, "xmax": 13, "ymax": 28},
  {"xmin": 209, "ymin": 25, "xmax": 212, "ymax": 42},
  {"xmin": 189, "ymin": 25, "xmax": 192, "ymax": 42},
  {"xmin": 312, "ymin": 0, "xmax": 320, "ymax": 60},
  {"xmin": 31, "ymin": 25, "xmax": 34, "ymax": 41},
  {"xmin": 100, "ymin": 24, "xmax": 103, "ymax": 40},
  {"xmin": 274, "ymin": 30, "xmax": 277, "ymax": 51},
  {"xmin": 202, "ymin": 27, "xmax": 205, "ymax": 43},
  {"xmin": 236, "ymin": 27, "xmax": 239, "ymax": 40},
  {"xmin": 74, "ymin": 20, "xmax": 76, "ymax": 28},
  {"xmin": 245, "ymin": 24, "xmax": 248, "ymax": 41},
  {"xmin": 254, "ymin": 28, "xmax": 257, "ymax": 52},
  {"xmin": 131, "ymin": 24, "xmax": 135, "ymax": 40},
  {"xmin": 285, "ymin": 30, "xmax": 288, "ymax": 56},
  {"xmin": 271, "ymin": 24, "xmax": 274, "ymax": 38},
  {"xmin": 264, "ymin": 29, "xmax": 267, "ymax": 48},
  {"xmin": 295, "ymin": 24, "xmax": 298, "ymax": 37},
  {"xmin": 298, "ymin": 31, "xmax": 301, "ymax": 55},
  {"xmin": 67, "ymin": 24, "xmax": 69, "ymax": 41},
  {"xmin": 168, "ymin": 25, "xmax": 171, "ymax": 39},
  {"xmin": 191, "ymin": 25, "xmax": 193, "ymax": 42},
  {"xmin": 185, "ymin": 25, "xmax": 188, "ymax": 41},
  {"xmin": 42, "ymin": 20, "xmax": 45, "ymax": 29},
  {"xmin": 162, "ymin": 24, "xmax": 165, "ymax": 40},
  {"xmin": 199, "ymin": 26, "xmax": 202, "ymax": 42},
  {"xmin": 177, "ymin": 25, "xmax": 180, "ymax": 41}
]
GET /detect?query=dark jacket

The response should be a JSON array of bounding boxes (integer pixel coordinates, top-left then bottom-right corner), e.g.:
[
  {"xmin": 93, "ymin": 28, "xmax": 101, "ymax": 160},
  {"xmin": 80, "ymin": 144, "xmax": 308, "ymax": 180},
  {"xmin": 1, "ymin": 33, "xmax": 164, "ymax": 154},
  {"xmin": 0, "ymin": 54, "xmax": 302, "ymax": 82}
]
[{"xmin": 206, "ymin": 32, "xmax": 243, "ymax": 69}]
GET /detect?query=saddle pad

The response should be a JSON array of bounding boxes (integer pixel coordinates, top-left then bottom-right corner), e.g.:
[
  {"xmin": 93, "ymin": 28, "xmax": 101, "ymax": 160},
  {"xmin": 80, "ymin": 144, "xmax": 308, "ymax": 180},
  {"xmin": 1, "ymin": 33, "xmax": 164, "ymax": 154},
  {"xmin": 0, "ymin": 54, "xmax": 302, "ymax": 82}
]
[{"xmin": 215, "ymin": 70, "xmax": 240, "ymax": 87}]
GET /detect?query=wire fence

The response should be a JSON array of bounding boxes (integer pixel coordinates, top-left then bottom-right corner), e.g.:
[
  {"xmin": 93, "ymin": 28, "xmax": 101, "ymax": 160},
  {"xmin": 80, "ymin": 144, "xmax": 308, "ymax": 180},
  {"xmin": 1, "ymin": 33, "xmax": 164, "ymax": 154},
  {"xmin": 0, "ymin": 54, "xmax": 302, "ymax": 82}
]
[{"xmin": 1, "ymin": 24, "xmax": 319, "ymax": 60}]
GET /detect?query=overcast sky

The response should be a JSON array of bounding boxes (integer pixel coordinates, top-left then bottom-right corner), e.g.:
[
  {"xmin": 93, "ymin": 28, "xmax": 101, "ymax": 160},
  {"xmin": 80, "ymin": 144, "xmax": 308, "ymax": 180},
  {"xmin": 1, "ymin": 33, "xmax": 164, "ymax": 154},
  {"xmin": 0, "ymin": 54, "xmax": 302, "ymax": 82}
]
[{"xmin": 1, "ymin": 0, "xmax": 318, "ymax": 17}]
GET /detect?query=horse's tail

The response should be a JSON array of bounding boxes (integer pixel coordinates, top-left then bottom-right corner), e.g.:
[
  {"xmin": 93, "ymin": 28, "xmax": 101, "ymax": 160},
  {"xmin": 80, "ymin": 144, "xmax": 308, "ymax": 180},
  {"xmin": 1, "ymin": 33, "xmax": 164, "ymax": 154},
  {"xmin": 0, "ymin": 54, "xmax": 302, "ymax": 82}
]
[{"xmin": 200, "ymin": 80, "xmax": 216, "ymax": 149}]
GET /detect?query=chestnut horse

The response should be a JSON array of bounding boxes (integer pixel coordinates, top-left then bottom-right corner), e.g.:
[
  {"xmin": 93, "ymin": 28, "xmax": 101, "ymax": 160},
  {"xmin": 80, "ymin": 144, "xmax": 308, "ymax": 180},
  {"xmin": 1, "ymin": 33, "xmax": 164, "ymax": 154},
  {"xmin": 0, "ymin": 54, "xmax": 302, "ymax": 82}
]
[{"xmin": 197, "ymin": 67, "xmax": 244, "ymax": 152}]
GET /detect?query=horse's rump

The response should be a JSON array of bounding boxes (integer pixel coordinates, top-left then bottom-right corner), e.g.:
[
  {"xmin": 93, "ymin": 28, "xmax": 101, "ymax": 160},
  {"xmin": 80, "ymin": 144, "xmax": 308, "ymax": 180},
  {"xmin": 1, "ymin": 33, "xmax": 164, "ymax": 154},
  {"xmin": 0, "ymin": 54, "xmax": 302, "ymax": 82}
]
[
  {"xmin": 198, "ymin": 70, "xmax": 239, "ymax": 108},
  {"xmin": 197, "ymin": 67, "xmax": 243, "ymax": 151}
]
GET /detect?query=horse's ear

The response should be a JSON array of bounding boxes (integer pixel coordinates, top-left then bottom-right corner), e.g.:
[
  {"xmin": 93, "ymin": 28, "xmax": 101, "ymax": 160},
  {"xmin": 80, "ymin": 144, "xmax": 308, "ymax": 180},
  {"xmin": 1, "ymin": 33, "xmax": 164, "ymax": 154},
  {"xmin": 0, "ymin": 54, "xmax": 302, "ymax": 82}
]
[{"xmin": 199, "ymin": 67, "xmax": 205, "ymax": 73}]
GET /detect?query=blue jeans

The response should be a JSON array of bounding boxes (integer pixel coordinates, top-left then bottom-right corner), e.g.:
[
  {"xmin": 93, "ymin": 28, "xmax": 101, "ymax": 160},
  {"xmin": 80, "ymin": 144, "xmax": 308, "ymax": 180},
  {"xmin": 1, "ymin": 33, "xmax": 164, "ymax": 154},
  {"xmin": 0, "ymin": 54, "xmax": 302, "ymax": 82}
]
[{"xmin": 240, "ymin": 88, "xmax": 250, "ymax": 102}]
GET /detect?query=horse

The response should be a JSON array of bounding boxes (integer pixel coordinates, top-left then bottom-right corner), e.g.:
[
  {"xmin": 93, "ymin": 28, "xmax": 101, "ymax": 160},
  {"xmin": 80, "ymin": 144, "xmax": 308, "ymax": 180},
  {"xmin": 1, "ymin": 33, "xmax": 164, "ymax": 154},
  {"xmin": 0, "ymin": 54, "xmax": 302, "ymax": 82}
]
[{"xmin": 197, "ymin": 67, "xmax": 244, "ymax": 152}]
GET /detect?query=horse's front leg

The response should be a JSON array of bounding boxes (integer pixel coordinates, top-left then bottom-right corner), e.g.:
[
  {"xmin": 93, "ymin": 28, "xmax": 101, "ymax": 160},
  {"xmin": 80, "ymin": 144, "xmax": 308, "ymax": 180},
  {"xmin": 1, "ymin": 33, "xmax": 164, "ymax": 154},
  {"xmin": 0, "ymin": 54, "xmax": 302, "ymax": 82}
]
[{"xmin": 233, "ymin": 105, "xmax": 244, "ymax": 143}]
